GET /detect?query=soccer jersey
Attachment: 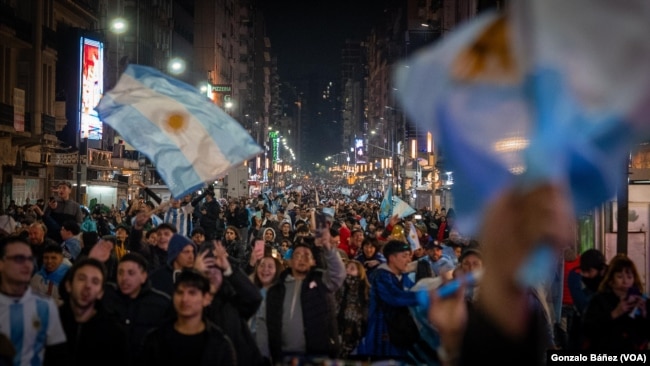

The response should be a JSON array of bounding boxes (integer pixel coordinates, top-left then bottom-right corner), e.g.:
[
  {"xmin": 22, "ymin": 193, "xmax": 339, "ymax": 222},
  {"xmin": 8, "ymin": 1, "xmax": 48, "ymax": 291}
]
[
  {"xmin": 0, "ymin": 288, "xmax": 66, "ymax": 366},
  {"xmin": 163, "ymin": 205, "xmax": 194, "ymax": 237}
]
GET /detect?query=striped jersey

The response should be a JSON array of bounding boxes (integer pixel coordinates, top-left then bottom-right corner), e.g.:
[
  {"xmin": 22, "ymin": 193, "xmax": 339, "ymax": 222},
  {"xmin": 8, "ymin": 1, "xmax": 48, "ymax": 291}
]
[
  {"xmin": 0, "ymin": 287, "xmax": 66, "ymax": 366},
  {"xmin": 163, "ymin": 205, "xmax": 194, "ymax": 236}
]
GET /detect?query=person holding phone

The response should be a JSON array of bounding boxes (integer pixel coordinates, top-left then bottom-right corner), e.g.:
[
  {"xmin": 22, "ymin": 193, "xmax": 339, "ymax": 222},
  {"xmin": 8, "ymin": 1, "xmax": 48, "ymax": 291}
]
[
  {"xmin": 195, "ymin": 241, "xmax": 264, "ymax": 365},
  {"xmin": 581, "ymin": 254, "xmax": 650, "ymax": 352}
]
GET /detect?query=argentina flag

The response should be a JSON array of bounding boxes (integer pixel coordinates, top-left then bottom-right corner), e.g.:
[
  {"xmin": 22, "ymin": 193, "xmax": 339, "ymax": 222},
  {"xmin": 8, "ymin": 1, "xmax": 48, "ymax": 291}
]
[{"xmin": 96, "ymin": 65, "xmax": 262, "ymax": 199}]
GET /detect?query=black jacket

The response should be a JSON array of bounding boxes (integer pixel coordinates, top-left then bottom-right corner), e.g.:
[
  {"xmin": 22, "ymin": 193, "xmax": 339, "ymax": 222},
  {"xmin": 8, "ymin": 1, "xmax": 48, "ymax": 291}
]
[
  {"xmin": 58, "ymin": 302, "xmax": 127, "ymax": 366},
  {"xmin": 139, "ymin": 320, "xmax": 236, "ymax": 366},
  {"xmin": 266, "ymin": 268, "xmax": 340, "ymax": 362},
  {"xmin": 149, "ymin": 264, "xmax": 176, "ymax": 297},
  {"xmin": 205, "ymin": 264, "xmax": 264, "ymax": 366},
  {"xmin": 102, "ymin": 282, "xmax": 173, "ymax": 365},
  {"xmin": 128, "ymin": 228, "xmax": 167, "ymax": 272}
]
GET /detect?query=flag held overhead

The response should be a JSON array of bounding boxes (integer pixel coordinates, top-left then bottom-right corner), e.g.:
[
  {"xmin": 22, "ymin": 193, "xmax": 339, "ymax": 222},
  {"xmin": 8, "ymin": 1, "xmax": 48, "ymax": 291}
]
[{"xmin": 96, "ymin": 65, "xmax": 262, "ymax": 199}]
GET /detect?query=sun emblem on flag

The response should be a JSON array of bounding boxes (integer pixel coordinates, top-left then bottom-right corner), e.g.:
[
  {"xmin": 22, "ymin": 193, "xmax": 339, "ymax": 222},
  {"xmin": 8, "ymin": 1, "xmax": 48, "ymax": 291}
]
[{"xmin": 164, "ymin": 112, "xmax": 188, "ymax": 133}]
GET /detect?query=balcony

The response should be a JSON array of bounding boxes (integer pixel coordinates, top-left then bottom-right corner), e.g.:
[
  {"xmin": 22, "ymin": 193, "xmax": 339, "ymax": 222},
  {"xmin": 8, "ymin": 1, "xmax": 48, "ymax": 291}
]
[{"xmin": 112, "ymin": 158, "xmax": 139, "ymax": 170}]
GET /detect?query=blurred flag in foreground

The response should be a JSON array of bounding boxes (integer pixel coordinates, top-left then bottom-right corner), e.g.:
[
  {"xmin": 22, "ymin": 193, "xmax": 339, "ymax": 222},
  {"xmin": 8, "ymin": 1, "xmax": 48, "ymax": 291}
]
[
  {"xmin": 395, "ymin": 1, "xmax": 650, "ymax": 234},
  {"xmin": 96, "ymin": 65, "xmax": 262, "ymax": 198}
]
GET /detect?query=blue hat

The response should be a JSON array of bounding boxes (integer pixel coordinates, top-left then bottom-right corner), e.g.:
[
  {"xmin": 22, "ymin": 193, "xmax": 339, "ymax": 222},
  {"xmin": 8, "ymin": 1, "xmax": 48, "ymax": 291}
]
[{"xmin": 167, "ymin": 234, "xmax": 196, "ymax": 266}]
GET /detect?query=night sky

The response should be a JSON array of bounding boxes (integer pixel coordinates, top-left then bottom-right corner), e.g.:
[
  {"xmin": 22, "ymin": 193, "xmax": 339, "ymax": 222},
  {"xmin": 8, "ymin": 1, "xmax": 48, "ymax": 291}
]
[
  {"xmin": 260, "ymin": 0, "xmax": 381, "ymax": 81},
  {"xmin": 260, "ymin": 1, "xmax": 383, "ymax": 167}
]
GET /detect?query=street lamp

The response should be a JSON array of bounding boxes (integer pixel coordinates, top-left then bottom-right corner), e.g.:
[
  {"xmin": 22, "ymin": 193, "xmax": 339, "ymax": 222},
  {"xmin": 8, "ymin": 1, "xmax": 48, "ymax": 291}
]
[
  {"xmin": 168, "ymin": 58, "xmax": 186, "ymax": 75},
  {"xmin": 110, "ymin": 18, "xmax": 128, "ymax": 35}
]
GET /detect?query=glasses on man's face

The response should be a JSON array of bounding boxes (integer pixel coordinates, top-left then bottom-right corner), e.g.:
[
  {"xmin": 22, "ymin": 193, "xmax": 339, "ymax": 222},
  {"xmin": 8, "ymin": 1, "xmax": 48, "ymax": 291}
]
[{"xmin": 3, "ymin": 255, "xmax": 34, "ymax": 264}]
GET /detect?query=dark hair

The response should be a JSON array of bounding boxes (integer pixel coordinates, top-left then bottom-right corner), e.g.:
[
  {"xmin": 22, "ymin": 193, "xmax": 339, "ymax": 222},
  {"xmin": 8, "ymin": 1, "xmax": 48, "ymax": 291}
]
[
  {"xmin": 157, "ymin": 223, "xmax": 177, "ymax": 233},
  {"xmin": 291, "ymin": 243, "xmax": 313, "ymax": 258},
  {"xmin": 329, "ymin": 227, "xmax": 339, "ymax": 237},
  {"xmin": 224, "ymin": 226, "xmax": 240, "ymax": 241},
  {"xmin": 119, "ymin": 252, "xmax": 149, "ymax": 272},
  {"xmin": 191, "ymin": 227, "xmax": 206, "ymax": 237},
  {"xmin": 43, "ymin": 244, "xmax": 63, "ymax": 255},
  {"xmin": 81, "ymin": 231, "xmax": 100, "ymax": 249},
  {"xmin": 62, "ymin": 220, "xmax": 81, "ymax": 235},
  {"xmin": 145, "ymin": 228, "xmax": 158, "ymax": 239},
  {"xmin": 174, "ymin": 268, "xmax": 211, "ymax": 294},
  {"xmin": 295, "ymin": 225, "xmax": 310, "ymax": 235},
  {"xmin": 361, "ymin": 237, "xmax": 379, "ymax": 249},
  {"xmin": 115, "ymin": 225, "xmax": 130, "ymax": 234},
  {"xmin": 0, "ymin": 236, "xmax": 31, "ymax": 258},
  {"xmin": 580, "ymin": 249, "xmax": 606, "ymax": 272},
  {"xmin": 67, "ymin": 258, "xmax": 107, "ymax": 286}
]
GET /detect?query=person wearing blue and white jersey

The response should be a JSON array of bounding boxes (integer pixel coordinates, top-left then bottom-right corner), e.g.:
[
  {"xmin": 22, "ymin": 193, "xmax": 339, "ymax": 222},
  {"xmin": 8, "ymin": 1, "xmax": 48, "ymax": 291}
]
[
  {"xmin": 0, "ymin": 236, "xmax": 66, "ymax": 366},
  {"xmin": 161, "ymin": 197, "xmax": 195, "ymax": 237}
]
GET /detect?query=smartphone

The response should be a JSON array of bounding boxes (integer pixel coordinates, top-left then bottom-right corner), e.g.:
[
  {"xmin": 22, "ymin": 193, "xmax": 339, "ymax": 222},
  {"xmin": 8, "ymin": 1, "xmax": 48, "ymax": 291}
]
[
  {"xmin": 627, "ymin": 287, "xmax": 642, "ymax": 300},
  {"xmin": 414, "ymin": 214, "xmax": 422, "ymax": 220},
  {"xmin": 315, "ymin": 211, "xmax": 329, "ymax": 237},
  {"xmin": 254, "ymin": 239, "xmax": 265, "ymax": 256}
]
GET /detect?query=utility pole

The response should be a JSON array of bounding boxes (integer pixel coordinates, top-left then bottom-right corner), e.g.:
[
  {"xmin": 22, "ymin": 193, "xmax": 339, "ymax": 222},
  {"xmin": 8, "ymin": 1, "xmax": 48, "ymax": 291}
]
[{"xmin": 616, "ymin": 153, "xmax": 630, "ymax": 254}]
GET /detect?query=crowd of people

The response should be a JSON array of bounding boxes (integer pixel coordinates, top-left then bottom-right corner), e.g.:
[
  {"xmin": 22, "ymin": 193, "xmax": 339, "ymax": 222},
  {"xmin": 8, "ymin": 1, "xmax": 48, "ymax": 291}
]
[{"xmin": 0, "ymin": 180, "xmax": 648, "ymax": 366}]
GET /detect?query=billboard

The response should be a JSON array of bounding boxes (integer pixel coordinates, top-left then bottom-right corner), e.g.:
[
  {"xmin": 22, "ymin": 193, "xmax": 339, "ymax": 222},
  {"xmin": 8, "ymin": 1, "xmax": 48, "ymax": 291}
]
[
  {"xmin": 355, "ymin": 138, "xmax": 365, "ymax": 163},
  {"xmin": 79, "ymin": 37, "xmax": 104, "ymax": 140}
]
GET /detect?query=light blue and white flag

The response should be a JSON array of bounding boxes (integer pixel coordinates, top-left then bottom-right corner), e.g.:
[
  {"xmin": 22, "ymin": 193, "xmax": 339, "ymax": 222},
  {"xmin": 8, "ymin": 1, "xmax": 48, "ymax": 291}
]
[
  {"xmin": 394, "ymin": 3, "xmax": 650, "ymax": 234},
  {"xmin": 406, "ymin": 221, "xmax": 421, "ymax": 251},
  {"xmin": 357, "ymin": 193, "xmax": 369, "ymax": 202},
  {"xmin": 96, "ymin": 65, "xmax": 262, "ymax": 199},
  {"xmin": 379, "ymin": 186, "xmax": 393, "ymax": 223},
  {"xmin": 393, "ymin": 196, "xmax": 416, "ymax": 219},
  {"xmin": 359, "ymin": 217, "xmax": 367, "ymax": 231}
]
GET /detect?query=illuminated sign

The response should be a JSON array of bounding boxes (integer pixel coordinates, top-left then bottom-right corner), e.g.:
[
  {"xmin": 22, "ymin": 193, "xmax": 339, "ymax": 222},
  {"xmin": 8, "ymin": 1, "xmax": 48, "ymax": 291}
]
[
  {"xmin": 212, "ymin": 84, "xmax": 232, "ymax": 92},
  {"xmin": 79, "ymin": 37, "xmax": 104, "ymax": 140},
  {"xmin": 269, "ymin": 131, "xmax": 279, "ymax": 163},
  {"xmin": 355, "ymin": 138, "xmax": 365, "ymax": 163}
]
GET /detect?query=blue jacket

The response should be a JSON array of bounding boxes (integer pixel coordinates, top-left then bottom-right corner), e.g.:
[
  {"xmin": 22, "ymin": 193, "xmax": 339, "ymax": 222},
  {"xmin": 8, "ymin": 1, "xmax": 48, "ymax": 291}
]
[{"xmin": 355, "ymin": 264, "xmax": 419, "ymax": 358}]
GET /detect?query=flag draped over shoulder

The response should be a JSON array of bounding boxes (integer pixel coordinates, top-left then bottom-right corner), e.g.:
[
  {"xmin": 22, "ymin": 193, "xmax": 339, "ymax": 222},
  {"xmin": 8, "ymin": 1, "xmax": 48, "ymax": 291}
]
[{"xmin": 96, "ymin": 65, "xmax": 262, "ymax": 199}]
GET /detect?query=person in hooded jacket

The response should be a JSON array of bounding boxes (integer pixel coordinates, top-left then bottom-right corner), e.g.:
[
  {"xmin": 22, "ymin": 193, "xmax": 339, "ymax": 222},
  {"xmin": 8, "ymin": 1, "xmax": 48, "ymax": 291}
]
[{"xmin": 149, "ymin": 234, "xmax": 196, "ymax": 296}]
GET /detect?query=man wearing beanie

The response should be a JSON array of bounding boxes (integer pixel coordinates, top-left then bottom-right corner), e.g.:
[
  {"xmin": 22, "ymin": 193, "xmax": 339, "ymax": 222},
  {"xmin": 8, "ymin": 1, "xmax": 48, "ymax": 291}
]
[{"xmin": 150, "ymin": 234, "xmax": 197, "ymax": 296}]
